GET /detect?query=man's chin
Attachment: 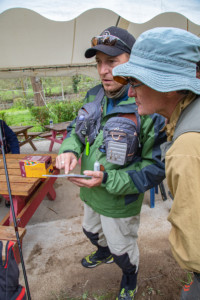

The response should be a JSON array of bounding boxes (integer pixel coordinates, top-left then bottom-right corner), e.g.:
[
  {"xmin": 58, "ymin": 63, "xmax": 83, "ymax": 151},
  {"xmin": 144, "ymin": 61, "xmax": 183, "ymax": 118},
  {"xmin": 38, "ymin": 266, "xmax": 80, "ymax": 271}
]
[
  {"xmin": 103, "ymin": 85, "xmax": 121, "ymax": 93},
  {"xmin": 137, "ymin": 108, "xmax": 148, "ymax": 116}
]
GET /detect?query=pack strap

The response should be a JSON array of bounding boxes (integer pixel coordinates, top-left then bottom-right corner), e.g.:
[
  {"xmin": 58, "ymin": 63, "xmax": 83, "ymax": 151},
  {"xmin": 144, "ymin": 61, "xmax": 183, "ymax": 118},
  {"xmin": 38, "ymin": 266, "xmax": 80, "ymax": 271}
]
[
  {"xmin": 4, "ymin": 241, "xmax": 14, "ymax": 268},
  {"xmin": 118, "ymin": 112, "xmax": 141, "ymax": 134},
  {"xmin": 94, "ymin": 86, "xmax": 105, "ymax": 105},
  {"xmin": 15, "ymin": 286, "xmax": 26, "ymax": 300}
]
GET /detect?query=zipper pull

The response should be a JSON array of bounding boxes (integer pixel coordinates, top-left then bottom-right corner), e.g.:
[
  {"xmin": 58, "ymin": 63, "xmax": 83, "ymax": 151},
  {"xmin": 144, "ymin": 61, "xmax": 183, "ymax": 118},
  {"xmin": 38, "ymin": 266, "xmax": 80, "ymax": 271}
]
[{"xmin": 85, "ymin": 137, "xmax": 90, "ymax": 156}]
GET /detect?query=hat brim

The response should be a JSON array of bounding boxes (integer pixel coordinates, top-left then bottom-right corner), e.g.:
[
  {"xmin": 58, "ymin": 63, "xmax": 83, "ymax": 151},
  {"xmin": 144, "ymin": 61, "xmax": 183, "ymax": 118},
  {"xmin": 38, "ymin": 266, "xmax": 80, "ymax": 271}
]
[
  {"xmin": 85, "ymin": 45, "xmax": 125, "ymax": 58},
  {"xmin": 113, "ymin": 58, "xmax": 200, "ymax": 94}
]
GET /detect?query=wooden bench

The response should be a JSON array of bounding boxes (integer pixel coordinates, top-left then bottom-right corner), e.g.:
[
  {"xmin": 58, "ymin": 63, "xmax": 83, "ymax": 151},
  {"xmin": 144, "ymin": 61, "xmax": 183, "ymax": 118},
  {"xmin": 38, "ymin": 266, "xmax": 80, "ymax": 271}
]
[
  {"xmin": 17, "ymin": 132, "xmax": 43, "ymax": 151},
  {"xmin": 18, "ymin": 132, "xmax": 42, "ymax": 137},
  {"xmin": 39, "ymin": 131, "xmax": 52, "ymax": 138},
  {"xmin": 18, "ymin": 131, "xmax": 53, "ymax": 147},
  {"xmin": 0, "ymin": 225, "xmax": 26, "ymax": 263}
]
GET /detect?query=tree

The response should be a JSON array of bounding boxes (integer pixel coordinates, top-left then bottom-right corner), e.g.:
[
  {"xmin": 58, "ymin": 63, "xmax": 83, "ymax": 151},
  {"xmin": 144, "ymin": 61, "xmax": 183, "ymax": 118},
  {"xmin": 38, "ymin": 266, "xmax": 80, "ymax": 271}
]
[
  {"xmin": 72, "ymin": 75, "xmax": 81, "ymax": 93},
  {"xmin": 30, "ymin": 76, "xmax": 45, "ymax": 106}
]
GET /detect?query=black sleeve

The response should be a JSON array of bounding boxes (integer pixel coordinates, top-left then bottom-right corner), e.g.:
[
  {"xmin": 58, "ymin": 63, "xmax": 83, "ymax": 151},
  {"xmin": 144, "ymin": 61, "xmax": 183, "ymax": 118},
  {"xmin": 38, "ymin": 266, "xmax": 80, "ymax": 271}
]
[{"xmin": 0, "ymin": 120, "xmax": 20, "ymax": 154}]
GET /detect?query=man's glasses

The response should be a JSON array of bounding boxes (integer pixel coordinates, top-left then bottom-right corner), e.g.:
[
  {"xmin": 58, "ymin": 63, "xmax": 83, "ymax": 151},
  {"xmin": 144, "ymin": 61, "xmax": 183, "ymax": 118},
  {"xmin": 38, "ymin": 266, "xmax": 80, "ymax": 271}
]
[
  {"xmin": 91, "ymin": 35, "xmax": 131, "ymax": 51},
  {"xmin": 114, "ymin": 76, "xmax": 144, "ymax": 88}
]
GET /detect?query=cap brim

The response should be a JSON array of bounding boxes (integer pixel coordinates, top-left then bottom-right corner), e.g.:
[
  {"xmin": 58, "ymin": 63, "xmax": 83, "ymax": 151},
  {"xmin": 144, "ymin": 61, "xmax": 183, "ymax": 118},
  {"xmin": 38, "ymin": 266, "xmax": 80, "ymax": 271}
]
[
  {"xmin": 113, "ymin": 58, "xmax": 200, "ymax": 94},
  {"xmin": 85, "ymin": 45, "xmax": 125, "ymax": 58}
]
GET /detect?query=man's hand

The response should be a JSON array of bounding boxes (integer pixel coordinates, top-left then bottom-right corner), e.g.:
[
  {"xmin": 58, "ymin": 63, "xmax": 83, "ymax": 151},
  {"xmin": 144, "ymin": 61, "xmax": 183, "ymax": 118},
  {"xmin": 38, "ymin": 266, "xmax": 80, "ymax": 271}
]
[
  {"xmin": 56, "ymin": 153, "xmax": 77, "ymax": 174},
  {"xmin": 68, "ymin": 170, "xmax": 104, "ymax": 188}
]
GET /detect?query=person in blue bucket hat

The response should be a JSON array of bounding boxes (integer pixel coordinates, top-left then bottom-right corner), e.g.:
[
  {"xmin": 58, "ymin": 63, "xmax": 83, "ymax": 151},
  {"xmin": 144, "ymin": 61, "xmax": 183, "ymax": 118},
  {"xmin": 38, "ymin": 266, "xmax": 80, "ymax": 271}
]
[{"xmin": 113, "ymin": 27, "xmax": 200, "ymax": 299}]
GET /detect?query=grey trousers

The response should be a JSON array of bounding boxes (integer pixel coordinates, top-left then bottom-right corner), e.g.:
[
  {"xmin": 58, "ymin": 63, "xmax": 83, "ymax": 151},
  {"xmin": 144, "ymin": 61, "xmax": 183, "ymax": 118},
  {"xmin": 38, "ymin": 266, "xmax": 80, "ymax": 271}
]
[{"xmin": 82, "ymin": 203, "xmax": 140, "ymax": 271}]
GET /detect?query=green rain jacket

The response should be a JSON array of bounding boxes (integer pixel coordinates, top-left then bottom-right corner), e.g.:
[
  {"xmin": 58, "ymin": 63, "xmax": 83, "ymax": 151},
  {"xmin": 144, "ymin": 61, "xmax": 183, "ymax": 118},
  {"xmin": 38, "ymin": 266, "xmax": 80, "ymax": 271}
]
[{"xmin": 59, "ymin": 84, "xmax": 166, "ymax": 218}]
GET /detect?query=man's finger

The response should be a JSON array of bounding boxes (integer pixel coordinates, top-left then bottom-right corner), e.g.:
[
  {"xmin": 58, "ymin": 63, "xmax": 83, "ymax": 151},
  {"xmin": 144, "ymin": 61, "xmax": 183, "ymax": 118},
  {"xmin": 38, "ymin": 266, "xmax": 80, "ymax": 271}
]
[{"xmin": 69, "ymin": 158, "xmax": 78, "ymax": 172}]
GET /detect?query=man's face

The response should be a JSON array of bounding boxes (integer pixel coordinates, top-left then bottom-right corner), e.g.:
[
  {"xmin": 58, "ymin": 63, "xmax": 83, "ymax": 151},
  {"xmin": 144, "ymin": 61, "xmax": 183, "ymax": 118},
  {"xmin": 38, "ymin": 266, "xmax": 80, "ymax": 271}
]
[{"xmin": 96, "ymin": 52, "xmax": 129, "ymax": 93}]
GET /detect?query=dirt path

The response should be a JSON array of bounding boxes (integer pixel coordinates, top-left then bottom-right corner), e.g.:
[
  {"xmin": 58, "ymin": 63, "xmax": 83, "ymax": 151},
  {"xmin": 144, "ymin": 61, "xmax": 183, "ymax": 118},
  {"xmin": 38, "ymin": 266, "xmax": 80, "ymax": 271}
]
[{"xmin": 19, "ymin": 195, "xmax": 187, "ymax": 300}]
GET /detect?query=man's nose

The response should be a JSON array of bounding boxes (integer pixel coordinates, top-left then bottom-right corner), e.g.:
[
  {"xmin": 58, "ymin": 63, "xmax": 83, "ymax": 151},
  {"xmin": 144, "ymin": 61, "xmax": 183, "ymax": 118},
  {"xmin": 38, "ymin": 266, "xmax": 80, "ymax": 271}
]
[
  {"xmin": 99, "ymin": 63, "xmax": 109, "ymax": 75},
  {"xmin": 128, "ymin": 86, "xmax": 136, "ymax": 97}
]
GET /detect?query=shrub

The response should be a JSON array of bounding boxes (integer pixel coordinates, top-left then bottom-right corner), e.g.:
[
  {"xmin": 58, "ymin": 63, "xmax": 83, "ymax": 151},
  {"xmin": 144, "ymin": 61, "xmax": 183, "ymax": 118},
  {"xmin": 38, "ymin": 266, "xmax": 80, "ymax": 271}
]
[
  {"xmin": 12, "ymin": 97, "xmax": 34, "ymax": 110},
  {"xmin": 30, "ymin": 100, "xmax": 83, "ymax": 130},
  {"xmin": 52, "ymin": 101, "xmax": 83, "ymax": 122},
  {"xmin": 30, "ymin": 106, "xmax": 51, "ymax": 130},
  {"xmin": 0, "ymin": 111, "xmax": 6, "ymax": 121}
]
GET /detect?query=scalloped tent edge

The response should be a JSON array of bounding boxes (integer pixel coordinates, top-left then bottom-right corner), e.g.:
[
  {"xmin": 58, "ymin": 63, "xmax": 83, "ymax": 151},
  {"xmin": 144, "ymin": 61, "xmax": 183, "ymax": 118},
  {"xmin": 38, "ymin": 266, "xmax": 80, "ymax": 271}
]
[{"xmin": 0, "ymin": 7, "xmax": 199, "ymax": 79}]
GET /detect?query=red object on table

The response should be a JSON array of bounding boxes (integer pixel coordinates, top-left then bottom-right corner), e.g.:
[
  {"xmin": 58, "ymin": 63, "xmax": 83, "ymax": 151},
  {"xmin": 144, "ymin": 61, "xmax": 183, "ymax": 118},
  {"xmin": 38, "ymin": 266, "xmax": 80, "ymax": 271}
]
[{"xmin": 44, "ymin": 121, "xmax": 71, "ymax": 151}]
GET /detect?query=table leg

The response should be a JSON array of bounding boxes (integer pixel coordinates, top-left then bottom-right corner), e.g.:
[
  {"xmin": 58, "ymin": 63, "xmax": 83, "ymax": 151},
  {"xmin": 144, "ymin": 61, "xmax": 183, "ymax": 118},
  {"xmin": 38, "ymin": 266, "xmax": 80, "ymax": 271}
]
[
  {"xmin": 47, "ymin": 184, "xmax": 56, "ymax": 200},
  {"xmin": 24, "ymin": 131, "xmax": 37, "ymax": 151},
  {"xmin": 28, "ymin": 140, "xmax": 37, "ymax": 151},
  {"xmin": 62, "ymin": 131, "xmax": 67, "ymax": 140},
  {"xmin": 7, "ymin": 196, "xmax": 26, "ymax": 225},
  {"xmin": 49, "ymin": 130, "xmax": 56, "ymax": 152}
]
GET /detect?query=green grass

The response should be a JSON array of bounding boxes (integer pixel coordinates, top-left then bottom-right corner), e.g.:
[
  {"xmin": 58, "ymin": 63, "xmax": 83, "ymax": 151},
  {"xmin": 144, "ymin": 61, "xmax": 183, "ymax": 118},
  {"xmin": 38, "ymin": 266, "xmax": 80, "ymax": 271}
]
[
  {"xmin": 2, "ymin": 109, "xmax": 43, "ymax": 132},
  {"xmin": 179, "ymin": 271, "xmax": 193, "ymax": 285}
]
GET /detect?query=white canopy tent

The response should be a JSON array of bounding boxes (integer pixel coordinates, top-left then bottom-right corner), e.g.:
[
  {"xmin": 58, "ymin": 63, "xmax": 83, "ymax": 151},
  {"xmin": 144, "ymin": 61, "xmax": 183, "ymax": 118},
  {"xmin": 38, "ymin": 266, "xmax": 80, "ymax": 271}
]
[{"xmin": 0, "ymin": 0, "xmax": 200, "ymax": 79}]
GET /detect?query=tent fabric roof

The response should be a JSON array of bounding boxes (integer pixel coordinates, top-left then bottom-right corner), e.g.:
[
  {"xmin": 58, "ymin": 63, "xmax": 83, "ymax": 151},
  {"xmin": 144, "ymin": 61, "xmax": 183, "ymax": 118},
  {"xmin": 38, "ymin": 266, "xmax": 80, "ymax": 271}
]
[
  {"xmin": 1, "ymin": 0, "xmax": 200, "ymax": 24},
  {"xmin": 0, "ymin": 2, "xmax": 200, "ymax": 78}
]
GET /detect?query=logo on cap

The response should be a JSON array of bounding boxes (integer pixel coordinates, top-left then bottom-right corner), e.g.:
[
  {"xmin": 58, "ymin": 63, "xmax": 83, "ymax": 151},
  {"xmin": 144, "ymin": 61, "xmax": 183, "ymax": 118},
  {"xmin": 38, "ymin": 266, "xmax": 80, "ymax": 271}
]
[{"xmin": 102, "ymin": 30, "xmax": 110, "ymax": 36}]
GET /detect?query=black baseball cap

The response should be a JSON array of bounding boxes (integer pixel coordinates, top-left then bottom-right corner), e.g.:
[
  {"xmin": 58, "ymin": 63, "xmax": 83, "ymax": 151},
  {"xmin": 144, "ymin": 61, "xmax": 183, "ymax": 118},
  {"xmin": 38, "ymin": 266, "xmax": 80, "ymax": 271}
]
[{"xmin": 85, "ymin": 26, "xmax": 136, "ymax": 58}]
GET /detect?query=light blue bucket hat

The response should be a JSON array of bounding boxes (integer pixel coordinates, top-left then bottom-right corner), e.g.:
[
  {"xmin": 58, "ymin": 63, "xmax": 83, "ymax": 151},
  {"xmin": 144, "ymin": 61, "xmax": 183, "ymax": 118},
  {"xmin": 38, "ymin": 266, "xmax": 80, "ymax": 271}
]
[{"xmin": 113, "ymin": 27, "xmax": 200, "ymax": 94}]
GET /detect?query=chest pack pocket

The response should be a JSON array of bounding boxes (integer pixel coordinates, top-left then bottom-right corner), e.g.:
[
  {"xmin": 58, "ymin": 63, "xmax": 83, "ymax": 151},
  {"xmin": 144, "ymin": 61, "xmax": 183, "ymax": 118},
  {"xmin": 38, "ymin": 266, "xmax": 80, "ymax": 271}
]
[
  {"xmin": 103, "ymin": 113, "xmax": 140, "ymax": 165},
  {"xmin": 75, "ymin": 87, "xmax": 105, "ymax": 145}
]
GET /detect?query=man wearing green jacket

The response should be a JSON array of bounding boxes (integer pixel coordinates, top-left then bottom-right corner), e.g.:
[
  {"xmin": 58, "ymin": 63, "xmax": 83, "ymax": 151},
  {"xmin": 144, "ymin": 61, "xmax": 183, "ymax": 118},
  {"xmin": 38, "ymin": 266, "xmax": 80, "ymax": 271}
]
[{"xmin": 56, "ymin": 26, "xmax": 166, "ymax": 300}]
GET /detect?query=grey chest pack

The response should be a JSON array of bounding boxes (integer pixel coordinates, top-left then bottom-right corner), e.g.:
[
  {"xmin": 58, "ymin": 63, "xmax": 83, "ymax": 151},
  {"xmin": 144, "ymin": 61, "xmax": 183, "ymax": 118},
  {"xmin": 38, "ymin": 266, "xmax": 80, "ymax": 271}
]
[
  {"xmin": 75, "ymin": 87, "xmax": 141, "ymax": 165},
  {"xmin": 75, "ymin": 87, "xmax": 105, "ymax": 145},
  {"xmin": 103, "ymin": 114, "xmax": 140, "ymax": 165}
]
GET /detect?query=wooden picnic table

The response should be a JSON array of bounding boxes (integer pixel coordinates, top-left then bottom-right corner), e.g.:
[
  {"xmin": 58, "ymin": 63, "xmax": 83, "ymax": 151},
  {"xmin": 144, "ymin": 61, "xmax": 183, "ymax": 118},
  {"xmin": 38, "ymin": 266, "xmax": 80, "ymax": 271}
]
[
  {"xmin": 10, "ymin": 125, "xmax": 42, "ymax": 151},
  {"xmin": 0, "ymin": 153, "xmax": 59, "ymax": 227},
  {"xmin": 0, "ymin": 153, "xmax": 59, "ymax": 262},
  {"xmin": 43, "ymin": 121, "xmax": 71, "ymax": 151}
]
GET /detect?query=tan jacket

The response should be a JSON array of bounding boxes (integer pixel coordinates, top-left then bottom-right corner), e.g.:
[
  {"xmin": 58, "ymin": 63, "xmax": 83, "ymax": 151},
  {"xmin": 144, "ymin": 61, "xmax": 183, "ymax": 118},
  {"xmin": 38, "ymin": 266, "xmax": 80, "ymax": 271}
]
[{"xmin": 165, "ymin": 94, "xmax": 200, "ymax": 272}]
